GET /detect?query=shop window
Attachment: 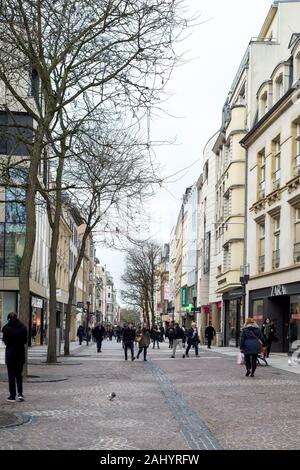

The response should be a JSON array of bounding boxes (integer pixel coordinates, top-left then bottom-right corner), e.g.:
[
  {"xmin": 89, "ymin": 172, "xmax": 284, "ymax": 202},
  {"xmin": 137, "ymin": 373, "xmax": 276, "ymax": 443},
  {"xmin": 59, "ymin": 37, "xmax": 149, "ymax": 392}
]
[
  {"xmin": 252, "ymin": 299, "xmax": 264, "ymax": 326},
  {"xmin": 289, "ymin": 295, "xmax": 300, "ymax": 353}
]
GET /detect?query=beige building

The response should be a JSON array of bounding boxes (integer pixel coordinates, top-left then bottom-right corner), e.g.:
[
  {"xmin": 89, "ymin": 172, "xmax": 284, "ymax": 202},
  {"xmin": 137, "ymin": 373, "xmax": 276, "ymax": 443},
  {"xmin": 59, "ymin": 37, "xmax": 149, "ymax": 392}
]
[
  {"xmin": 212, "ymin": 0, "xmax": 300, "ymax": 347},
  {"xmin": 241, "ymin": 33, "xmax": 300, "ymax": 353}
]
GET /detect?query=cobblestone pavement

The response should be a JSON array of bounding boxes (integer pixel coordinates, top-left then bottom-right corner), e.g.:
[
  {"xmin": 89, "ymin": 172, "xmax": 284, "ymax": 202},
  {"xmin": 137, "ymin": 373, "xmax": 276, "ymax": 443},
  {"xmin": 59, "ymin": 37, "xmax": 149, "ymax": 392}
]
[{"xmin": 0, "ymin": 340, "xmax": 300, "ymax": 450}]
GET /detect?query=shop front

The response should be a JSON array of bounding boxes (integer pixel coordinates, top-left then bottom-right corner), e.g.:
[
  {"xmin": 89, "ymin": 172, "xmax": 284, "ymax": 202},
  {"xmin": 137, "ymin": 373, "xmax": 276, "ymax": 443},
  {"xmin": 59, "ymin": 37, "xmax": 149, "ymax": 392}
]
[
  {"xmin": 0, "ymin": 291, "xmax": 18, "ymax": 336},
  {"xmin": 223, "ymin": 289, "xmax": 244, "ymax": 347},
  {"xmin": 249, "ymin": 282, "xmax": 300, "ymax": 354},
  {"xmin": 30, "ymin": 296, "xmax": 46, "ymax": 346}
]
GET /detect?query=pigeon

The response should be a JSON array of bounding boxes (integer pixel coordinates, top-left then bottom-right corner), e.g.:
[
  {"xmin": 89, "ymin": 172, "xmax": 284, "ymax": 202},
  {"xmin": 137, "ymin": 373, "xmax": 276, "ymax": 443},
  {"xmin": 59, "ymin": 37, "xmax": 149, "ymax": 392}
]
[{"xmin": 108, "ymin": 392, "xmax": 116, "ymax": 401}]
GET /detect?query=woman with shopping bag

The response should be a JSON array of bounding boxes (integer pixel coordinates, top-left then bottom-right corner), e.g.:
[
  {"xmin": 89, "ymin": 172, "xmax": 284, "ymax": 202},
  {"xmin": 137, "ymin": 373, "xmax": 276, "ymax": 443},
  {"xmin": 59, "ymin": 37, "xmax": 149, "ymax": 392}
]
[{"xmin": 240, "ymin": 318, "xmax": 267, "ymax": 377}]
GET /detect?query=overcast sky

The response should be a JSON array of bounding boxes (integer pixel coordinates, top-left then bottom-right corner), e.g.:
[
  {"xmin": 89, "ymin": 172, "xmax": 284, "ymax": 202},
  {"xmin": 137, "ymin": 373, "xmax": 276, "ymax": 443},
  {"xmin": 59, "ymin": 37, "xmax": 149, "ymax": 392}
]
[{"xmin": 97, "ymin": 0, "xmax": 272, "ymax": 304}]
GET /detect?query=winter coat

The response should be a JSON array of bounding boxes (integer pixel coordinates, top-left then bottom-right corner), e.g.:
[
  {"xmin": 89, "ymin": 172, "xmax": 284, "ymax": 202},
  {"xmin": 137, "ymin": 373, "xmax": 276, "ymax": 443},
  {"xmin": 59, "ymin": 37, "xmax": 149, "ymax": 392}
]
[
  {"xmin": 166, "ymin": 327, "xmax": 175, "ymax": 339},
  {"xmin": 261, "ymin": 323, "xmax": 276, "ymax": 341},
  {"xmin": 2, "ymin": 319, "xmax": 27, "ymax": 365},
  {"xmin": 150, "ymin": 327, "xmax": 160, "ymax": 340},
  {"xmin": 240, "ymin": 325, "xmax": 267, "ymax": 355},
  {"xmin": 139, "ymin": 329, "xmax": 151, "ymax": 348},
  {"xmin": 174, "ymin": 325, "xmax": 185, "ymax": 340},
  {"xmin": 93, "ymin": 325, "xmax": 105, "ymax": 340},
  {"xmin": 77, "ymin": 326, "xmax": 84, "ymax": 338},
  {"xmin": 205, "ymin": 326, "xmax": 216, "ymax": 340},
  {"xmin": 187, "ymin": 327, "xmax": 200, "ymax": 346},
  {"xmin": 122, "ymin": 327, "xmax": 136, "ymax": 343}
]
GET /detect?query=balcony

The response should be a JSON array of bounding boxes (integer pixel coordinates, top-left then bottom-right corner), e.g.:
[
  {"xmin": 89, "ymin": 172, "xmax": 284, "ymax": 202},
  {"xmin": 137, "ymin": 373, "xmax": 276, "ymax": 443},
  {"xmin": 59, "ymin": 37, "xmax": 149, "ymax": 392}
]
[
  {"xmin": 272, "ymin": 250, "xmax": 280, "ymax": 270},
  {"xmin": 294, "ymin": 243, "xmax": 300, "ymax": 264},
  {"xmin": 258, "ymin": 255, "xmax": 265, "ymax": 273}
]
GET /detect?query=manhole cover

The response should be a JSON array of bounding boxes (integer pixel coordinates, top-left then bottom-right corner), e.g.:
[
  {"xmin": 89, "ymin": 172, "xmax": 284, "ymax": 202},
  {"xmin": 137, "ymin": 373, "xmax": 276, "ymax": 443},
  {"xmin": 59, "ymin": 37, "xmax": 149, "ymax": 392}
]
[{"xmin": 0, "ymin": 411, "xmax": 31, "ymax": 429}]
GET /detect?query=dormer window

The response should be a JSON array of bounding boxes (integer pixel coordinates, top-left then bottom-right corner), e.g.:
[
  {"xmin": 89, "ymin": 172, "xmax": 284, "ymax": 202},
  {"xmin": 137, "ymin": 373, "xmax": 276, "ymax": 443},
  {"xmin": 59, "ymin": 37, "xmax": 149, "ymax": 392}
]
[
  {"xmin": 259, "ymin": 91, "xmax": 268, "ymax": 118},
  {"xmin": 275, "ymin": 74, "xmax": 284, "ymax": 101},
  {"xmin": 296, "ymin": 52, "xmax": 300, "ymax": 82}
]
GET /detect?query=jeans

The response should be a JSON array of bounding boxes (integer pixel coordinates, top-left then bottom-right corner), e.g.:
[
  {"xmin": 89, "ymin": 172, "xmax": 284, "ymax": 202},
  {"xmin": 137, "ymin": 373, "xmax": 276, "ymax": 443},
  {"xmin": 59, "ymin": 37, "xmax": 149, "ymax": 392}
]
[
  {"xmin": 186, "ymin": 343, "xmax": 199, "ymax": 356},
  {"xmin": 172, "ymin": 339, "xmax": 185, "ymax": 357},
  {"xmin": 168, "ymin": 338, "xmax": 174, "ymax": 348},
  {"xmin": 266, "ymin": 339, "xmax": 273, "ymax": 357},
  {"xmin": 7, "ymin": 363, "xmax": 23, "ymax": 398},
  {"xmin": 206, "ymin": 337, "xmax": 213, "ymax": 348},
  {"xmin": 96, "ymin": 338, "xmax": 103, "ymax": 352},
  {"xmin": 124, "ymin": 341, "xmax": 134, "ymax": 360},
  {"xmin": 245, "ymin": 354, "xmax": 258, "ymax": 374},
  {"xmin": 152, "ymin": 339, "xmax": 160, "ymax": 349},
  {"xmin": 137, "ymin": 347, "xmax": 148, "ymax": 360}
]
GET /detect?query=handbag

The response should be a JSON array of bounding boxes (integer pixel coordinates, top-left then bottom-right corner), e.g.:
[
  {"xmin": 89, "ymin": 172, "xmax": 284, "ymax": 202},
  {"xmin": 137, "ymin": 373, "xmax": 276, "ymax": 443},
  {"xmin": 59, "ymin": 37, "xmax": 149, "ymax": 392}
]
[
  {"xmin": 237, "ymin": 352, "xmax": 245, "ymax": 365},
  {"xmin": 250, "ymin": 331, "xmax": 265, "ymax": 353}
]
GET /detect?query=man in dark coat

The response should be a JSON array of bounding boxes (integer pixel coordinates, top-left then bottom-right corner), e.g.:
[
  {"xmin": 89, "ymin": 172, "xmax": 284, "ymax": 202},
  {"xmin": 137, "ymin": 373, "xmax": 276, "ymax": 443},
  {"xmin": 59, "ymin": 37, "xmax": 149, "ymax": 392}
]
[
  {"xmin": 2, "ymin": 312, "xmax": 27, "ymax": 402},
  {"xmin": 122, "ymin": 323, "xmax": 136, "ymax": 361},
  {"xmin": 93, "ymin": 323, "xmax": 106, "ymax": 352},
  {"xmin": 171, "ymin": 323, "xmax": 185, "ymax": 358},
  {"xmin": 77, "ymin": 325, "xmax": 84, "ymax": 345},
  {"xmin": 205, "ymin": 321, "xmax": 216, "ymax": 349}
]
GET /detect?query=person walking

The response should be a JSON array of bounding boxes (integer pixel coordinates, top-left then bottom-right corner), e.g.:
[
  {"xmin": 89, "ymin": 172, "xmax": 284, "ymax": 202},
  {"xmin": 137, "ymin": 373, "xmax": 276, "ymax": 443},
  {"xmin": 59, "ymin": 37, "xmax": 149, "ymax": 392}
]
[
  {"xmin": 240, "ymin": 318, "xmax": 267, "ymax": 377},
  {"xmin": 77, "ymin": 325, "xmax": 84, "ymax": 345},
  {"xmin": 136, "ymin": 324, "xmax": 151, "ymax": 361},
  {"xmin": 160, "ymin": 325, "xmax": 165, "ymax": 342},
  {"xmin": 2, "ymin": 312, "xmax": 27, "ymax": 402},
  {"xmin": 151, "ymin": 324, "xmax": 161, "ymax": 349},
  {"xmin": 93, "ymin": 323, "xmax": 106, "ymax": 352},
  {"xmin": 116, "ymin": 325, "xmax": 122, "ymax": 343},
  {"xmin": 31, "ymin": 322, "xmax": 37, "ymax": 345},
  {"xmin": 171, "ymin": 323, "xmax": 186, "ymax": 358},
  {"xmin": 186, "ymin": 322, "xmax": 200, "ymax": 357},
  {"xmin": 166, "ymin": 322, "xmax": 175, "ymax": 349},
  {"xmin": 122, "ymin": 323, "xmax": 136, "ymax": 361},
  {"xmin": 205, "ymin": 321, "xmax": 216, "ymax": 349},
  {"xmin": 261, "ymin": 318, "xmax": 277, "ymax": 358}
]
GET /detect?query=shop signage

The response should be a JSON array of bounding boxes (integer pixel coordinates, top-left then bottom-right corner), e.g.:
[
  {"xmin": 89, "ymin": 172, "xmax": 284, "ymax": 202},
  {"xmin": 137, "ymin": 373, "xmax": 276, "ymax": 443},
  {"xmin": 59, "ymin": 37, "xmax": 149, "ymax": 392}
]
[
  {"xmin": 292, "ymin": 314, "xmax": 300, "ymax": 320},
  {"xmin": 253, "ymin": 315, "xmax": 263, "ymax": 321},
  {"xmin": 181, "ymin": 288, "xmax": 187, "ymax": 307},
  {"xmin": 270, "ymin": 285, "xmax": 287, "ymax": 297},
  {"xmin": 31, "ymin": 297, "xmax": 43, "ymax": 309}
]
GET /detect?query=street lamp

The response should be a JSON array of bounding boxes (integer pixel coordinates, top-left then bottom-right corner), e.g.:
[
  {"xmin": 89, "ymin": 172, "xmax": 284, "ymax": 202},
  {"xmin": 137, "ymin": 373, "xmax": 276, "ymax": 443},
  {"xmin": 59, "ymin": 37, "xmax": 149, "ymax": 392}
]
[
  {"xmin": 240, "ymin": 264, "xmax": 250, "ymax": 325},
  {"xmin": 86, "ymin": 301, "xmax": 91, "ymax": 346}
]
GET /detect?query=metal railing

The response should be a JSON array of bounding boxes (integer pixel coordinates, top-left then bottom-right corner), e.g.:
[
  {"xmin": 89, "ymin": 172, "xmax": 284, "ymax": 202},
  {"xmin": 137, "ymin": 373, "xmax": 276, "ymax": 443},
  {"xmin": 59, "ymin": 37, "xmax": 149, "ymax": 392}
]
[{"xmin": 272, "ymin": 250, "xmax": 280, "ymax": 270}]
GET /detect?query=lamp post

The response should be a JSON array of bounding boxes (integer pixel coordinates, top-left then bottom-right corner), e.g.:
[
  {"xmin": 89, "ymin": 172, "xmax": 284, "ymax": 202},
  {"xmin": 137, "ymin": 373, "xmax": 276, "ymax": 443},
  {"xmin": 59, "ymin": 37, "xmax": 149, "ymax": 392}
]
[
  {"xmin": 240, "ymin": 264, "xmax": 250, "ymax": 328},
  {"xmin": 86, "ymin": 301, "xmax": 91, "ymax": 346}
]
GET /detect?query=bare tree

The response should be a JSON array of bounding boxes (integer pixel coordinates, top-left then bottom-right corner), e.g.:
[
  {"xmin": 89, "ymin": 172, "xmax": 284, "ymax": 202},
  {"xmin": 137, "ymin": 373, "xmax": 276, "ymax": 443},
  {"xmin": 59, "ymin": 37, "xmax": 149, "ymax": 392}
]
[
  {"xmin": 121, "ymin": 241, "xmax": 160, "ymax": 326},
  {"xmin": 0, "ymin": 0, "xmax": 188, "ymax": 360}
]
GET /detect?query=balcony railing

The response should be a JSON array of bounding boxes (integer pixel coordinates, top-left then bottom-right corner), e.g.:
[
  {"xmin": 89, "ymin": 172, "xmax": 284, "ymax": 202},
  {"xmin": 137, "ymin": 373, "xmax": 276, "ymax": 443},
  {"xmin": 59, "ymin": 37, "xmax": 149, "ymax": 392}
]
[
  {"xmin": 294, "ymin": 243, "xmax": 300, "ymax": 264},
  {"xmin": 272, "ymin": 250, "xmax": 280, "ymax": 269},
  {"xmin": 258, "ymin": 255, "xmax": 265, "ymax": 273}
]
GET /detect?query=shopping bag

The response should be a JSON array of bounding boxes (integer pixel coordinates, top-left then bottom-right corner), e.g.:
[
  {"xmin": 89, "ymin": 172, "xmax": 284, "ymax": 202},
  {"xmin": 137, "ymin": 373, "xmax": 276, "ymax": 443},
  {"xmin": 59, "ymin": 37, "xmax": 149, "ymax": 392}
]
[{"xmin": 237, "ymin": 352, "xmax": 245, "ymax": 365}]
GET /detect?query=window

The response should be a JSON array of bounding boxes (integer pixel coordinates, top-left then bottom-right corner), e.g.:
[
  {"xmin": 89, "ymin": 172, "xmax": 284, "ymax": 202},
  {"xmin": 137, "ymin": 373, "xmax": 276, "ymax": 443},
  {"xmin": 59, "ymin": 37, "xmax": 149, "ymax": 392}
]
[
  {"xmin": 272, "ymin": 215, "xmax": 280, "ymax": 269},
  {"xmin": 0, "ymin": 112, "xmax": 33, "ymax": 157},
  {"xmin": 272, "ymin": 137, "xmax": 281, "ymax": 190},
  {"xmin": 258, "ymin": 222, "xmax": 265, "ymax": 273},
  {"xmin": 295, "ymin": 208, "xmax": 300, "ymax": 263},
  {"xmin": 258, "ymin": 149, "xmax": 266, "ymax": 199},
  {"xmin": 260, "ymin": 91, "xmax": 268, "ymax": 118},
  {"xmin": 275, "ymin": 74, "xmax": 284, "ymax": 101},
  {"xmin": 295, "ymin": 122, "xmax": 300, "ymax": 176}
]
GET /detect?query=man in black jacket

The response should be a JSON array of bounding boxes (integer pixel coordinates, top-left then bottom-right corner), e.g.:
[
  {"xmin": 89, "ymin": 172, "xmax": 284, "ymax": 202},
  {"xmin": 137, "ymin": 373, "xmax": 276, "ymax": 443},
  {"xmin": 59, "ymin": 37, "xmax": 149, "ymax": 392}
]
[
  {"xmin": 171, "ymin": 323, "xmax": 185, "ymax": 359},
  {"xmin": 122, "ymin": 323, "xmax": 136, "ymax": 361},
  {"xmin": 93, "ymin": 323, "xmax": 106, "ymax": 352},
  {"xmin": 205, "ymin": 321, "xmax": 216, "ymax": 349},
  {"xmin": 2, "ymin": 312, "xmax": 27, "ymax": 402}
]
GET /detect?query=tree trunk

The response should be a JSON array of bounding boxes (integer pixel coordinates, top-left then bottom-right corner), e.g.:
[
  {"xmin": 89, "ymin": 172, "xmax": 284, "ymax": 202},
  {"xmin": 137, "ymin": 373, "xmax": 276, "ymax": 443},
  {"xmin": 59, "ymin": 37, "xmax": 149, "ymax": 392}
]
[
  {"xmin": 64, "ymin": 228, "xmax": 90, "ymax": 356},
  {"xmin": 19, "ymin": 131, "xmax": 44, "ymax": 375},
  {"xmin": 47, "ymin": 151, "xmax": 65, "ymax": 363}
]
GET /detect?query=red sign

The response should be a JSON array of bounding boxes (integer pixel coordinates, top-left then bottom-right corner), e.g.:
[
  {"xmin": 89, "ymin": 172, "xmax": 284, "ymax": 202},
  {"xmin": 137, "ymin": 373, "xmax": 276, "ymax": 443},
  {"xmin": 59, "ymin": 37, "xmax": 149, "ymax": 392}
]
[
  {"xmin": 216, "ymin": 302, "xmax": 222, "ymax": 309},
  {"xmin": 292, "ymin": 314, "xmax": 300, "ymax": 320},
  {"xmin": 253, "ymin": 315, "xmax": 263, "ymax": 321},
  {"xmin": 204, "ymin": 305, "xmax": 210, "ymax": 314}
]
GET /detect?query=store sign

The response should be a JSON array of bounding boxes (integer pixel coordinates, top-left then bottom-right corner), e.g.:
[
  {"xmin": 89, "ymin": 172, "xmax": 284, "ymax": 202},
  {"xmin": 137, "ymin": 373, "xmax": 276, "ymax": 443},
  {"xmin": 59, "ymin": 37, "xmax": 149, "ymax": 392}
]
[
  {"xmin": 292, "ymin": 314, "xmax": 300, "ymax": 320},
  {"xmin": 253, "ymin": 315, "xmax": 263, "ymax": 321},
  {"xmin": 270, "ymin": 285, "xmax": 287, "ymax": 297},
  {"xmin": 31, "ymin": 297, "xmax": 43, "ymax": 309},
  {"xmin": 181, "ymin": 288, "xmax": 187, "ymax": 307}
]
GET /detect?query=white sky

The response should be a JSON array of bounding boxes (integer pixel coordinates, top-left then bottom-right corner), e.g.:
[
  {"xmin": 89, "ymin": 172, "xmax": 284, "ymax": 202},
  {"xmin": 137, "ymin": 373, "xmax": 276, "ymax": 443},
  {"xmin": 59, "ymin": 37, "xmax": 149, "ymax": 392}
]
[{"xmin": 97, "ymin": 0, "xmax": 273, "ymax": 304}]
